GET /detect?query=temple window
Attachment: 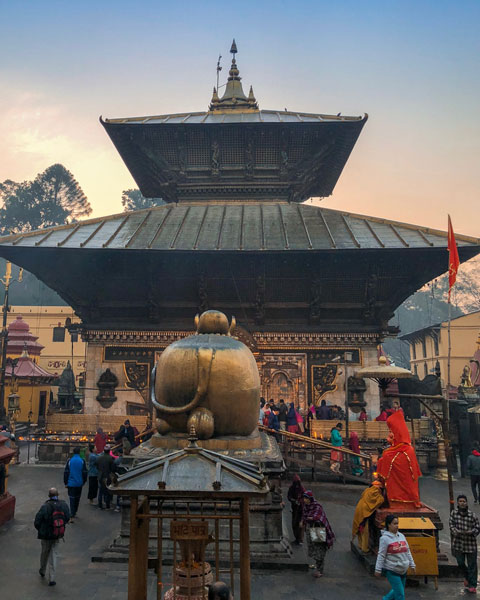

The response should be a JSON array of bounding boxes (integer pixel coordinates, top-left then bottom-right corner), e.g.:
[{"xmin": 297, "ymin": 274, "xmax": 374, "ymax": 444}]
[{"xmin": 52, "ymin": 325, "xmax": 65, "ymax": 342}]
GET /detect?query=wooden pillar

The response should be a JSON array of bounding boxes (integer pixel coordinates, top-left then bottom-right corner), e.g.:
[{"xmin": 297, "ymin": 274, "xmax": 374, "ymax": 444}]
[
  {"xmin": 239, "ymin": 498, "xmax": 251, "ymax": 600},
  {"xmin": 128, "ymin": 496, "xmax": 150, "ymax": 600}
]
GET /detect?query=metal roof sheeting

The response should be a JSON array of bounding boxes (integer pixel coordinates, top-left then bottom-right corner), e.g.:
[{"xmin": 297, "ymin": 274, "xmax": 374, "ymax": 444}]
[
  {"xmin": 1, "ymin": 204, "xmax": 479, "ymax": 252},
  {"xmin": 103, "ymin": 109, "xmax": 366, "ymax": 126}
]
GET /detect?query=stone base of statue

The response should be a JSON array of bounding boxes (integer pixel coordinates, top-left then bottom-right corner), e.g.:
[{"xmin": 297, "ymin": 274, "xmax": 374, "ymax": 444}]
[{"xmin": 106, "ymin": 430, "xmax": 292, "ymax": 566}]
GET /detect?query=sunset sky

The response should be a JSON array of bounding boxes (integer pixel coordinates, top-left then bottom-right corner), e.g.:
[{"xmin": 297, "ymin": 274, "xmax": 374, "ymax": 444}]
[{"xmin": 1, "ymin": 0, "xmax": 479, "ymax": 236}]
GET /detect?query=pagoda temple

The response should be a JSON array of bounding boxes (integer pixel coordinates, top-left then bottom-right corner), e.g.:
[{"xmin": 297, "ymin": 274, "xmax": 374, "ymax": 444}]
[
  {"xmin": 4, "ymin": 316, "xmax": 56, "ymax": 422},
  {"xmin": 0, "ymin": 42, "xmax": 479, "ymax": 418}
]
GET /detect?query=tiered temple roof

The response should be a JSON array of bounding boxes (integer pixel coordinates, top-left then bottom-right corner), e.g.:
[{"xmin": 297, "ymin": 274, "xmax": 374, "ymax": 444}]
[{"xmin": 0, "ymin": 41, "xmax": 478, "ymax": 333}]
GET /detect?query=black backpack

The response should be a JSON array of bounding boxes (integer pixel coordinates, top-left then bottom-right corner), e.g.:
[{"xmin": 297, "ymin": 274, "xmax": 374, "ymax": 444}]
[{"xmin": 50, "ymin": 502, "xmax": 66, "ymax": 539}]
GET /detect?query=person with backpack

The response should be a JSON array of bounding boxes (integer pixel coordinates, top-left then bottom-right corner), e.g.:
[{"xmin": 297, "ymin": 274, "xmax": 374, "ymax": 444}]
[
  {"xmin": 63, "ymin": 447, "xmax": 87, "ymax": 522},
  {"xmin": 34, "ymin": 487, "xmax": 70, "ymax": 587}
]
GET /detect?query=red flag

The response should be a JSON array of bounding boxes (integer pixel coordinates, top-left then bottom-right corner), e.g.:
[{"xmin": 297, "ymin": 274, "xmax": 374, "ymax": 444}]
[{"xmin": 447, "ymin": 215, "xmax": 459, "ymax": 302}]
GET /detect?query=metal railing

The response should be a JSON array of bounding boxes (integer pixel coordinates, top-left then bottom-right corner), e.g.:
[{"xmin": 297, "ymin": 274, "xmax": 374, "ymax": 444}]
[{"xmin": 259, "ymin": 425, "xmax": 373, "ymax": 484}]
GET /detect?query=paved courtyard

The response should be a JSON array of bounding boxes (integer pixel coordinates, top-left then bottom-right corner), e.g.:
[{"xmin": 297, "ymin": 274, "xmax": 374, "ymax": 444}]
[{"xmin": 0, "ymin": 460, "xmax": 477, "ymax": 600}]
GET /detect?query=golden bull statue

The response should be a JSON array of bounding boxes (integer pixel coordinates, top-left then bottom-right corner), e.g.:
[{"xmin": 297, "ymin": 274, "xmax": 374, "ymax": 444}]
[{"xmin": 151, "ymin": 310, "xmax": 260, "ymax": 439}]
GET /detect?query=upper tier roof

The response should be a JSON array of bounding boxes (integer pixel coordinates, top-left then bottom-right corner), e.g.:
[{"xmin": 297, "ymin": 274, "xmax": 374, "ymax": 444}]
[
  {"xmin": 101, "ymin": 42, "xmax": 367, "ymax": 203},
  {"xmin": 1, "ymin": 203, "xmax": 479, "ymax": 252}
]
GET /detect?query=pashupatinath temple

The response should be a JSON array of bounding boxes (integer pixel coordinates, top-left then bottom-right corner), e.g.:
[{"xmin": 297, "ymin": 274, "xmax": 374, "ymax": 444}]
[{"xmin": 0, "ymin": 42, "xmax": 479, "ymax": 418}]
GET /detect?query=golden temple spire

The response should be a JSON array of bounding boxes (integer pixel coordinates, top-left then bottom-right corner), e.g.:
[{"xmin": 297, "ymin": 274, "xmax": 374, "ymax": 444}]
[{"xmin": 209, "ymin": 40, "xmax": 258, "ymax": 112}]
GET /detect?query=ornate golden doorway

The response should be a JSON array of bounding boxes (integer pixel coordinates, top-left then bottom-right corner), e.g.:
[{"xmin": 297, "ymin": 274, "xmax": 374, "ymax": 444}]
[{"xmin": 270, "ymin": 372, "xmax": 294, "ymax": 403}]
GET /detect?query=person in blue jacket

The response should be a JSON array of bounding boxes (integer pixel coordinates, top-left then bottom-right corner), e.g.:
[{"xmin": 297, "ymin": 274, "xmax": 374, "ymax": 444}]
[{"xmin": 63, "ymin": 447, "xmax": 87, "ymax": 522}]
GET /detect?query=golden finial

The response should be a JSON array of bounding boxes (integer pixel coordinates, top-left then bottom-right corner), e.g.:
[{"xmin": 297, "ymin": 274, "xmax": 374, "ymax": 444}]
[{"xmin": 209, "ymin": 40, "xmax": 258, "ymax": 112}]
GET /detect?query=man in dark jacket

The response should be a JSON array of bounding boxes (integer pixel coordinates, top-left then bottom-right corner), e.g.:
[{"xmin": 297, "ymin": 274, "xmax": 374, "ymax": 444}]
[
  {"xmin": 63, "ymin": 447, "xmax": 87, "ymax": 522},
  {"xmin": 97, "ymin": 444, "xmax": 115, "ymax": 509},
  {"xmin": 114, "ymin": 419, "xmax": 137, "ymax": 452},
  {"xmin": 34, "ymin": 487, "xmax": 70, "ymax": 586},
  {"xmin": 317, "ymin": 400, "xmax": 330, "ymax": 420},
  {"xmin": 466, "ymin": 445, "xmax": 480, "ymax": 504}
]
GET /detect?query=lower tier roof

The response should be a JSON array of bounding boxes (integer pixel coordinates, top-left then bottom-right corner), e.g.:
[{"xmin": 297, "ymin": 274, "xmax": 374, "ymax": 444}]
[{"xmin": 0, "ymin": 203, "xmax": 479, "ymax": 252}]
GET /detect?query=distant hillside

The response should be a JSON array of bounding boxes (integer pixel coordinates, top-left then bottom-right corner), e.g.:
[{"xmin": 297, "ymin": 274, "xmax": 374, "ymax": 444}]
[
  {"xmin": 384, "ymin": 255, "xmax": 480, "ymax": 367},
  {"xmin": 0, "ymin": 258, "xmax": 67, "ymax": 306}
]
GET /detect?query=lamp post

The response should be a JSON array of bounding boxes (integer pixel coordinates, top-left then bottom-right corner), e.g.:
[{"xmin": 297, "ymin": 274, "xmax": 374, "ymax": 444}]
[{"xmin": 0, "ymin": 262, "xmax": 23, "ymax": 422}]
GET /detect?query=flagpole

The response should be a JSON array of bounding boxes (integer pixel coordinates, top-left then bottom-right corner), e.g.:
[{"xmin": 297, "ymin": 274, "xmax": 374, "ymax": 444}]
[{"xmin": 444, "ymin": 214, "xmax": 459, "ymax": 510}]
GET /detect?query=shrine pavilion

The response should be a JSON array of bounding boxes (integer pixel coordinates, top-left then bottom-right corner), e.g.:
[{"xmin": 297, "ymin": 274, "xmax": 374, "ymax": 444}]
[{"xmin": 0, "ymin": 42, "xmax": 479, "ymax": 418}]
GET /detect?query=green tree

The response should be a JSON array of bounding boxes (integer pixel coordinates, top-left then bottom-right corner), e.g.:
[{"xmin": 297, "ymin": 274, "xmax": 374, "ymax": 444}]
[
  {"xmin": 0, "ymin": 164, "xmax": 91, "ymax": 234},
  {"xmin": 121, "ymin": 189, "xmax": 165, "ymax": 212}
]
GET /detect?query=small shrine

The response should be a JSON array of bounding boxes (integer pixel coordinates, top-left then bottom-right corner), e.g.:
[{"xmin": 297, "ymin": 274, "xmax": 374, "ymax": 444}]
[
  {"xmin": 111, "ymin": 428, "xmax": 268, "ymax": 600},
  {"xmin": 3, "ymin": 315, "xmax": 57, "ymax": 424}
]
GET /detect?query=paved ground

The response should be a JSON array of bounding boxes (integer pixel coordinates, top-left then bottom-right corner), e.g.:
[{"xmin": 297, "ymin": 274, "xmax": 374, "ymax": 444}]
[{"xmin": 0, "ymin": 460, "xmax": 478, "ymax": 600}]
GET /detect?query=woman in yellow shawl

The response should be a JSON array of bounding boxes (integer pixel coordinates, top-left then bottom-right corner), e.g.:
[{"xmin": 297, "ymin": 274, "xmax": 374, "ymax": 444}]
[{"xmin": 352, "ymin": 480, "xmax": 385, "ymax": 553}]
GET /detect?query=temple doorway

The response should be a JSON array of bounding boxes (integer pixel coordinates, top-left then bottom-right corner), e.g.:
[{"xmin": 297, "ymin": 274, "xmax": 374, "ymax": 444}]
[{"xmin": 270, "ymin": 372, "xmax": 294, "ymax": 404}]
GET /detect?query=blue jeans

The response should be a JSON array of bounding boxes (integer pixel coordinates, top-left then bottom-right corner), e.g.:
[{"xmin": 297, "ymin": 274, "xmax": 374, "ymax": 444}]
[{"xmin": 383, "ymin": 570, "xmax": 406, "ymax": 600}]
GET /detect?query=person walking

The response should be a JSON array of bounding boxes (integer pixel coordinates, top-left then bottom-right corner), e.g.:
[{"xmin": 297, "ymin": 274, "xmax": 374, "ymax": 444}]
[
  {"xmin": 466, "ymin": 445, "xmax": 480, "ymax": 504},
  {"xmin": 349, "ymin": 431, "xmax": 364, "ymax": 477},
  {"xmin": 287, "ymin": 474, "xmax": 305, "ymax": 545},
  {"xmin": 330, "ymin": 422, "xmax": 343, "ymax": 474},
  {"xmin": 375, "ymin": 514, "xmax": 415, "ymax": 600},
  {"xmin": 278, "ymin": 399, "xmax": 288, "ymax": 431},
  {"xmin": 359, "ymin": 408, "xmax": 368, "ymax": 422},
  {"xmin": 97, "ymin": 444, "xmax": 115, "ymax": 510},
  {"xmin": 296, "ymin": 407, "xmax": 305, "ymax": 434},
  {"xmin": 34, "ymin": 487, "xmax": 70, "ymax": 587},
  {"xmin": 94, "ymin": 427, "xmax": 107, "ymax": 453},
  {"xmin": 449, "ymin": 494, "xmax": 480, "ymax": 593},
  {"xmin": 286, "ymin": 402, "xmax": 299, "ymax": 434},
  {"xmin": 63, "ymin": 447, "xmax": 87, "ymax": 522},
  {"xmin": 259, "ymin": 398, "xmax": 266, "ymax": 425},
  {"xmin": 268, "ymin": 408, "xmax": 280, "ymax": 432},
  {"xmin": 317, "ymin": 399, "xmax": 330, "ymax": 420},
  {"xmin": 301, "ymin": 490, "xmax": 335, "ymax": 578},
  {"xmin": 87, "ymin": 444, "xmax": 99, "ymax": 505}
]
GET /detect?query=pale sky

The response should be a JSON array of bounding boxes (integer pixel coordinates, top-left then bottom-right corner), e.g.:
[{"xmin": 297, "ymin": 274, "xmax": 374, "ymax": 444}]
[{"xmin": 1, "ymin": 0, "xmax": 479, "ymax": 236}]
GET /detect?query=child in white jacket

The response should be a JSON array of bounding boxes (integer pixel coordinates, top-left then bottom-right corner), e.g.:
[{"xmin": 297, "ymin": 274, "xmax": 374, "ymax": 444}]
[{"xmin": 375, "ymin": 514, "xmax": 415, "ymax": 600}]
